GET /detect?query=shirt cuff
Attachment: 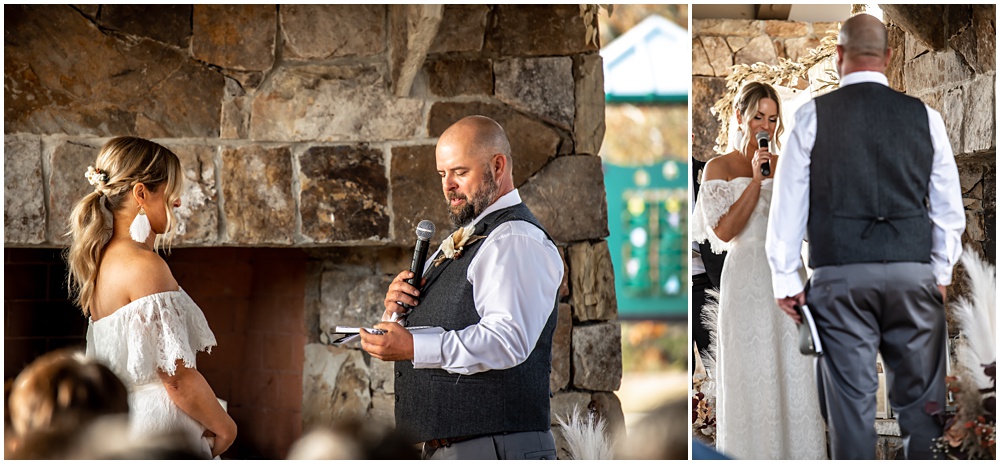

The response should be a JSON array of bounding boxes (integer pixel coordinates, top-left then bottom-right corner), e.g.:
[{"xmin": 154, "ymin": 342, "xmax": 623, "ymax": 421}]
[
  {"xmin": 931, "ymin": 258, "xmax": 954, "ymax": 287},
  {"xmin": 411, "ymin": 332, "xmax": 444, "ymax": 369},
  {"xmin": 771, "ymin": 270, "xmax": 806, "ymax": 298}
]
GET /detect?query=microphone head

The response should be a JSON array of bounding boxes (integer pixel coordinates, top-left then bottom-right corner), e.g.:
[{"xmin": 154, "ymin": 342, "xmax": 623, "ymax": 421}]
[
  {"xmin": 755, "ymin": 131, "xmax": 769, "ymax": 144},
  {"xmin": 415, "ymin": 220, "xmax": 435, "ymax": 241}
]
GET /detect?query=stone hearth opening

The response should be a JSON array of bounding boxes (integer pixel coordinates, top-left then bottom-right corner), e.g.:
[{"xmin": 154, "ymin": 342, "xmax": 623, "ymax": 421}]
[{"xmin": 4, "ymin": 247, "xmax": 308, "ymax": 459}]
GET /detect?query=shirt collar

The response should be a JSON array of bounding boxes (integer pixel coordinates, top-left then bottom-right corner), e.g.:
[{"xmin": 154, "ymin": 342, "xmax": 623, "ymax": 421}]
[
  {"xmin": 465, "ymin": 189, "xmax": 521, "ymax": 229},
  {"xmin": 840, "ymin": 71, "xmax": 889, "ymax": 88}
]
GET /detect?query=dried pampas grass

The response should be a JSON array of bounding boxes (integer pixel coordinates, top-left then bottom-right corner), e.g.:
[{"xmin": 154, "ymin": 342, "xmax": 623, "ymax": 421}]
[{"xmin": 557, "ymin": 406, "xmax": 615, "ymax": 460}]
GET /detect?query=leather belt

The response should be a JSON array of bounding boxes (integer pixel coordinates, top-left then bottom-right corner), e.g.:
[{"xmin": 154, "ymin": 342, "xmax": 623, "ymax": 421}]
[{"xmin": 424, "ymin": 434, "xmax": 482, "ymax": 449}]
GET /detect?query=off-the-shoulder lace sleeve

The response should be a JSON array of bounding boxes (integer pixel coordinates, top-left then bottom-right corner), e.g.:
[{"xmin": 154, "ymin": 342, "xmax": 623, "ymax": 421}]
[
  {"xmin": 124, "ymin": 290, "xmax": 217, "ymax": 379},
  {"xmin": 691, "ymin": 179, "xmax": 737, "ymax": 254}
]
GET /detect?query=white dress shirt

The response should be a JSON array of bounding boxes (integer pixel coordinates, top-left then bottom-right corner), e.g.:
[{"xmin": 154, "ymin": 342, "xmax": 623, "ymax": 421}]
[
  {"xmin": 384, "ymin": 189, "xmax": 563, "ymax": 375},
  {"xmin": 766, "ymin": 71, "xmax": 966, "ymax": 298}
]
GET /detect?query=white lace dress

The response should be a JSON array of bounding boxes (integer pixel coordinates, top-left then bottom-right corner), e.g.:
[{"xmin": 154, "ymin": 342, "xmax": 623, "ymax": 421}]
[
  {"xmin": 86, "ymin": 289, "xmax": 217, "ymax": 458},
  {"xmin": 692, "ymin": 177, "xmax": 827, "ymax": 459}
]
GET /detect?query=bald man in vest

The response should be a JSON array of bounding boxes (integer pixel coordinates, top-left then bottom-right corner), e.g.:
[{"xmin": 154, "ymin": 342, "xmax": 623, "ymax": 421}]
[
  {"xmin": 765, "ymin": 14, "xmax": 965, "ymax": 460},
  {"xmin": 360, "ymin": 115, "xmax": 562, "ymax": 459}
]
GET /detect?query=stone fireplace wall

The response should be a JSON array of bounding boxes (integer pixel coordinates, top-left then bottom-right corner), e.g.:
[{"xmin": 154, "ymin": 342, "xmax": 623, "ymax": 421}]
[
  {"xmin": 4, "ymin": 4, "xmax": 621, "ymax": 459},
  {"xmin": 881, "ymin": 5, "xmax": 996, "ymax": 270}
]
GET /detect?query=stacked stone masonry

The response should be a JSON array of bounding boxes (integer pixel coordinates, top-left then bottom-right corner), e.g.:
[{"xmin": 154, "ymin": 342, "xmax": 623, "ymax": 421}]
[
  {"xmin": 883, "ymin": 5, "xmax": 998, "ymax": 299},
  {"xmin": 4, "ymin": 5, "xmax": 621, "ymax": 459}
]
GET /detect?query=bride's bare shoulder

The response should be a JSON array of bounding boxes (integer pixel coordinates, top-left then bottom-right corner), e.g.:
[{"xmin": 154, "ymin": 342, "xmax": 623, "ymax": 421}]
[
  {"xmin": 702, "ymin": 152, "xmax": 738, "ymax": 183},
  {"xmin": 100, "ymin": 241, "xmax": 179, "ymax": 299}
]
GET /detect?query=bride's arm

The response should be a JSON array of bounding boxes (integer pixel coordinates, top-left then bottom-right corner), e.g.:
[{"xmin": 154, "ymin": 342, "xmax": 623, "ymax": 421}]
[
  {"xmin": 158, "ymin": 362, "xmax": 237, "ymax": 457},
  {"xmin": 703, "ymin": 157, "xmax": 763, "ymax": 243}
]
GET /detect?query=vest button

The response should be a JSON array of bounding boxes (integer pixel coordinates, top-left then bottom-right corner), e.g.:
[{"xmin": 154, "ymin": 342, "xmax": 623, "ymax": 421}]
[
  {"xmin": 395, "ymin": 395, "xmax": 400, "ymax": 402},
  {"xmin": 395, "ymin": 371, "xmax": 402, "ymax": 378}
]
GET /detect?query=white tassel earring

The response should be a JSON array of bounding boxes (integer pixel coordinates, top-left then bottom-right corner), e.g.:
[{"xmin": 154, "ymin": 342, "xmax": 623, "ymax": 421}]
[{"xmin": 130, "ymin": 207, "xmax": 151, "ymax": 243}]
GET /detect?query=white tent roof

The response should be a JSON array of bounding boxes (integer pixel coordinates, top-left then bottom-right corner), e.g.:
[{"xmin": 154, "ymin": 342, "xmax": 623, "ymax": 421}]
[{"xmin": 601, "ymin": 15, "xmax": 689, "ymax": 102}]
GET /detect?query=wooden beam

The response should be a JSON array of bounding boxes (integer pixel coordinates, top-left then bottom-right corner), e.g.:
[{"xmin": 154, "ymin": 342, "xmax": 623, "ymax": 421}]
[{"xmin": 755, "ymin": 4, "xmax": 792, "ymax": 21}]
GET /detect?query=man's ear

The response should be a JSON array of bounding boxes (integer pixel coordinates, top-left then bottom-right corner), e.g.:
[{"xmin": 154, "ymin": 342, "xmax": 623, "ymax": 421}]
[
  {"xmin": 885, "ymin": 46, "xmax": 893, "ymax": 63},
  {"xmin": 492, "ymin": 153, "xmax": 506, "ymax": 176}
]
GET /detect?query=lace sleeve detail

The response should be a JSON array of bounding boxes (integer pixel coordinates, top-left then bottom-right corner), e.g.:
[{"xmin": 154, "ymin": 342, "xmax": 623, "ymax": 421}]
[
  {"xmin": 125, "ymin": 290, "xmax": 217, "ymax": 379},
  {"xmin": 691, "ymin": 180, "xmax": 737, "ymax": 254}
]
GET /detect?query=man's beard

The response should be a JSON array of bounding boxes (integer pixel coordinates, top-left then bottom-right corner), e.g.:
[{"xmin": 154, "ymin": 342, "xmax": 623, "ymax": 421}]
[{"xmin": 448, "ymin": 170, "xmax": 499, "ymax": 228}]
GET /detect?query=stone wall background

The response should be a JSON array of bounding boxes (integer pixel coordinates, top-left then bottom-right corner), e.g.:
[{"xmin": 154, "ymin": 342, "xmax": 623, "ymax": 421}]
[
  {"xmin": 880, "ymin": 5, "xmax": 997, "ymax": 274},
  {"xmin": 4, "ymin": 5, "xmax": 622, "ymax": 459}
]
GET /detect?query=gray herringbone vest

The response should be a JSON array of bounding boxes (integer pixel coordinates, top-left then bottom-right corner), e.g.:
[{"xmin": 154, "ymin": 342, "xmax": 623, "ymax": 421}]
[
  {"xmin": 808, "ymin": 82, "xmax": 935, "ymax": 267},
  {"xmin": 394, "ymin": 203, "xmax": 557, "ymax": 444}
]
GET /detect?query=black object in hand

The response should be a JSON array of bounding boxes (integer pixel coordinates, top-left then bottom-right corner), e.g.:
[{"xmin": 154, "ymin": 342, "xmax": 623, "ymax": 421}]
[
  {"xmin": 404, "ymin": 220, "xmax": 435, "ymax": 310},
  {"xmin": 756, "ymin": 131, "xmax": 771, "ymax": 177}
]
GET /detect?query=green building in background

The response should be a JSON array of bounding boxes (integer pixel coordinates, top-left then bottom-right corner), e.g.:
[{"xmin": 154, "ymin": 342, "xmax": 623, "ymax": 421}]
[{"xmin": 601, "ymin": 15, "xmax": 689, "ymax": 320}]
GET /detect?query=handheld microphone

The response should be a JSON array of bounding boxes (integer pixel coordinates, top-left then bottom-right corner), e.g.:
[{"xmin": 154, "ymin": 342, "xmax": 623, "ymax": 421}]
[
  {"xmin": 403, "ymin": 220, "xmax": 435, "ymax": 310},
  {"xmin": 756, "ymin": 131, "xmax": 771, "ymax": 177}
]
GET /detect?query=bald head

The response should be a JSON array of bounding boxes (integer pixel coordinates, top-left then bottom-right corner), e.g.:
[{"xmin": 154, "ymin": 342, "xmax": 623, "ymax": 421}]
[
  {"xmin": 435, "ymin": 116, "xmax": 515, "ymax": 225},
  {"xmin": 438, "ymin": 115, "xmax": 512, "ymax": 172},
  {"xmin": 837, "ymin": 14, "xmax": 890, "ymax": 74}
]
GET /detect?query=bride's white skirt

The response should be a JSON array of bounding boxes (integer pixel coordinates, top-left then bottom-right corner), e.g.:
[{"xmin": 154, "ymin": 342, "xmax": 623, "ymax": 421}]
[
  {"xmin": 714, "ymin": 242, "xmax": 828, "ymax": 460},
  {"xmin": 130, "ymin": 384, "xmax": 213, "ymax": 458}
]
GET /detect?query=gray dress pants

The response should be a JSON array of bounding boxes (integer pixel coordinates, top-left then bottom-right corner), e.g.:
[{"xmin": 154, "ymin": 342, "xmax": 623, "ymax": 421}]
[
  {"xmin": 422, "ymin": 430, "xmax": 557, "ymax": 460},
  {"xmin": 807, "ymin": 262, "xmax": 947, "ymax": 460}
]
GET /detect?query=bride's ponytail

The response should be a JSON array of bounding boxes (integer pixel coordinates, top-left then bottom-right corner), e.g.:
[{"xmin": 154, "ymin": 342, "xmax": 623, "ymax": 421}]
[{"xmin": 66, "ymin": 190, "xmax": 115, "ymax": 316}]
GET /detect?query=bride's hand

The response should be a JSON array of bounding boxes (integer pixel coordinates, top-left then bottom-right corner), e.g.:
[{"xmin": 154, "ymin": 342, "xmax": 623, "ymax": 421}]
[
  {"xmin": 205, "ymin": 426, "xmax": 236, "ymax": 457},
  {"xmin": 751, "ymin": 146, "xmax": 774, "ymax": 182}
]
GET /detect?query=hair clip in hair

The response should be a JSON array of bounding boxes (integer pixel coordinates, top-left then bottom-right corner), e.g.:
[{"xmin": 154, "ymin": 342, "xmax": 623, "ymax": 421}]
[{"xmin": 85, "ymin": 166, "xmax": 109, "ymax": 186}]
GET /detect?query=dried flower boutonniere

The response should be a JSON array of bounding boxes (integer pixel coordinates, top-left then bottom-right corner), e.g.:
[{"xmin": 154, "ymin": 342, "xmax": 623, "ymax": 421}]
[{"xmin": 433, "ymin": 224, "xmax": 486, "ymax": 267}]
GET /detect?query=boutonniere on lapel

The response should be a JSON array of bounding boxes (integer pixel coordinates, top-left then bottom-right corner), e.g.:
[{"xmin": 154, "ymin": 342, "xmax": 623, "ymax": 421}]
[{"xmin": 433, "ymin": 224, "xmax": 486, "ymax": 267}]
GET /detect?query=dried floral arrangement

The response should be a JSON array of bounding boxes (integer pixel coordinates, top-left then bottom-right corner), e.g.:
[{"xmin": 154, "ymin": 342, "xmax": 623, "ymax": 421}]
[
  {"xmin": 710, "ymin": 29, "xmax": 841, "ymax": 154},
  {"xmin": 927, "ymin": 247, "xmax": 996, "ymax": 459},
  {"xmin": 692, "ymin": 290, "xmax": 720, "ymax": 445},
  {"xmin": 579, "ymin": 4, "xmax": 613, "ymax": 46},
  {"xmin": 692, "ymin": 367, "xmax": 716, "ymax": 444}
]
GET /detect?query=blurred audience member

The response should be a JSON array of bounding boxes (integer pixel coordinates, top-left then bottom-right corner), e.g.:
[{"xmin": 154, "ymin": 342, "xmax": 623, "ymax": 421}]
[
  {"xmin": 615, "ymin": 396, "xmax": 688, "ymax": 459},
  {"xmin": 6, "ymin": 348, "xmax": 127, "ymax": 458},
  {"xmin": 8, "ymin": 348, "xmax": 128, "ymax": 437},
  {"xmin": 288, "ymin": 418, "xmax": 418, "ymax": 460},
  {"xmin": 7, "ymin": 348, "xmax": 202, "ymax": 459}
]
